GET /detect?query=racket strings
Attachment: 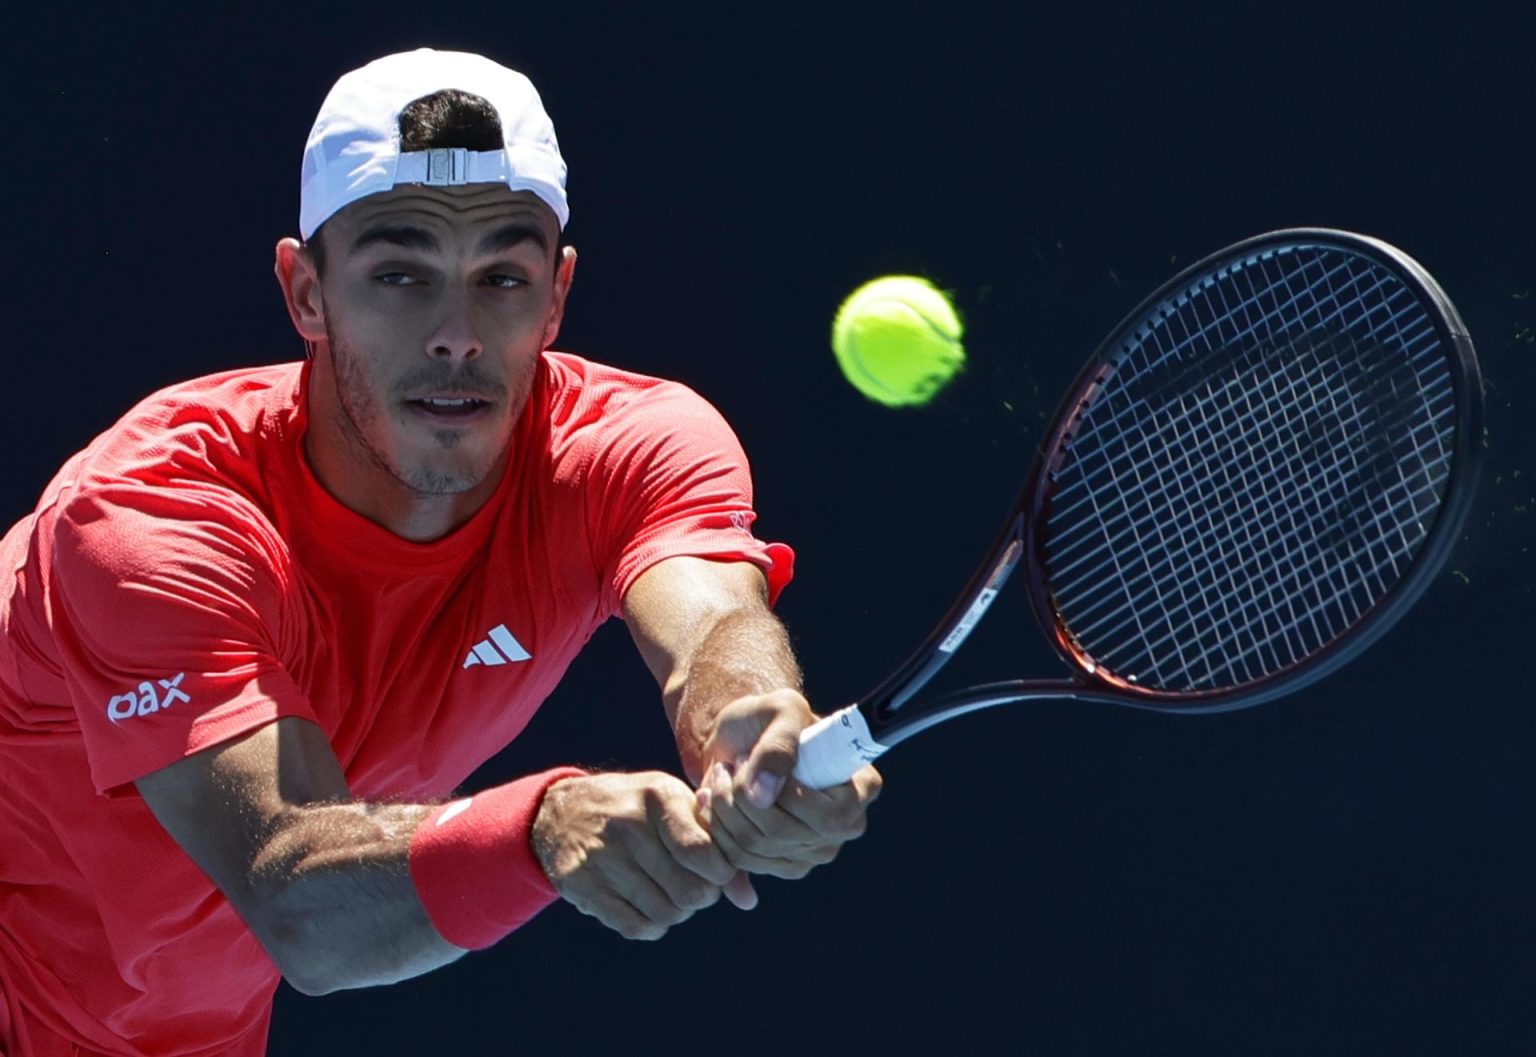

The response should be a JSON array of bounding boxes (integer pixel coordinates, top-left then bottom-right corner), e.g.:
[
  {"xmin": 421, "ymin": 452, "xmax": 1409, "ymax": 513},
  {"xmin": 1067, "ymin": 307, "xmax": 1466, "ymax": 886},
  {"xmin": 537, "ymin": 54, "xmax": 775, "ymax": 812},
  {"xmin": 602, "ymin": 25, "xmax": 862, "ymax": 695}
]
[
  {"xmin": 1065, "ymin": 330, "xmax": 1448, "ymax": 657},
  {"xmin": 1043, "ymin": 245, "xmax": 1458, "ymax": 693},
  {"xmin": 1068, "ymin": 341, "xmax": 1408, "ymax": 680},
  {"xmin": 1094, "ymin": 299, "xmax": 1449, "ymax": 684},
  {"xmin": 1099, "ymin": 261, "xmax": 1450, "ymax": 685},
  {"xmin": 1050, "ymin": 316, "xmax": 1447, "ymax": 597},
  {"xmin": 1149, "ymin": 345, "xmax": 1444, "ymax": 682},
  {"xmin": 1050, "ymin": 256, "xmax": 1443, "ymax": 537}
]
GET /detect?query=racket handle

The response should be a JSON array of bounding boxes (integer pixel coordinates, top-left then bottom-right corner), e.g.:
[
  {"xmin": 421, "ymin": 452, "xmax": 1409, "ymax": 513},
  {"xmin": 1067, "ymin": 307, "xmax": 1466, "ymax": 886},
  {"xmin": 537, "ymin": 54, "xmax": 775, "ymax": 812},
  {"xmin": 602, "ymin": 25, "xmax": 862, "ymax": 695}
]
[{"xmin": 793, "ymin": 705, "xmax": 889, "ymax": 790}]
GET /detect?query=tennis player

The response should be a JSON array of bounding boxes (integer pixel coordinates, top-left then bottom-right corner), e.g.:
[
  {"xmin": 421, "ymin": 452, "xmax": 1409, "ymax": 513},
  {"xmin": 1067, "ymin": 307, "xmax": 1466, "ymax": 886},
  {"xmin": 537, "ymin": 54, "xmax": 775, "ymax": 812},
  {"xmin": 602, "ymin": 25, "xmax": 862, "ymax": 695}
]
[{"xmin": 0, "ymin": 48, "xmax": 880, "ymax": 1056}]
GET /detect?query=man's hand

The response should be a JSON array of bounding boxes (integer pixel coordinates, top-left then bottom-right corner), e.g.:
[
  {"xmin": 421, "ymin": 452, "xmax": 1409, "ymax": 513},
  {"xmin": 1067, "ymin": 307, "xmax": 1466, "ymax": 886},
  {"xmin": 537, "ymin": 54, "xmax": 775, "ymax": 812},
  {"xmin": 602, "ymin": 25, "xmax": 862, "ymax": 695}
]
[
  {"xmin": 621, "ymin": 557, "xmax": 881, "ymax": 884},
  {"xmin": 697, "ymin": 689, "xmax": 882, "ymax": 880},
  {"xmin": 531, "ymin": 771, "xmax": 755, "ymax": 940}
]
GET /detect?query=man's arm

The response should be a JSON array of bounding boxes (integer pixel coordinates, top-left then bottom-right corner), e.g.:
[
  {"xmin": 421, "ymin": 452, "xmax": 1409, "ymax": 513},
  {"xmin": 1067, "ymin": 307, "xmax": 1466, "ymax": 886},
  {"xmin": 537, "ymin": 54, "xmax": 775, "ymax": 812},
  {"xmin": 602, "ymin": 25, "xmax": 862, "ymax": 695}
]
[
  {"xmin": 623, "ymin": 556, "xmax": 882, "ymax": 880},
  {"xmin": 136, "ymin": 717, "xmax": 746, "ymax": 993},
  {"xmin": 135, "ymin": 718, "xmax": 459, "ymax": 995}
]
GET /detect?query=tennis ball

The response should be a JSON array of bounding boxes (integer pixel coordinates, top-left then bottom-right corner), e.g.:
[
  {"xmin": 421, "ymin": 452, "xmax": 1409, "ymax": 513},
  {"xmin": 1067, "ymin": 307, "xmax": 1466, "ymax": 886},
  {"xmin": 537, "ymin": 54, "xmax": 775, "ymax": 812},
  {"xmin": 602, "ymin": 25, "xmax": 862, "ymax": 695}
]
[{"xmin": 831, "ymin": 275, "xmax": 965, "ymax": 407}]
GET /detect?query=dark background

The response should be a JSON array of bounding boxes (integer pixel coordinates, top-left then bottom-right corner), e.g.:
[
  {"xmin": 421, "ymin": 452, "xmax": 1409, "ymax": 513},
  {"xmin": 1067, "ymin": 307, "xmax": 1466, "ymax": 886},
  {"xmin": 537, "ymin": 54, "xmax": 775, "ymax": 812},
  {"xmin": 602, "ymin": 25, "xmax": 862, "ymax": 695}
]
[{"xmin": 8, "ymin": 4, "xmax": 1535, "ymax": 1054}]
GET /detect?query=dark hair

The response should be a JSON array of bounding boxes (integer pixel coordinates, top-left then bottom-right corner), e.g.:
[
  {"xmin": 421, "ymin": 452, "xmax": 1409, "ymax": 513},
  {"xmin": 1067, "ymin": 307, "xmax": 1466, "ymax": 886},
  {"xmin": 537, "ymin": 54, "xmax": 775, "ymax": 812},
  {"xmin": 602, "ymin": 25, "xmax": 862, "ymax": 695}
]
[
  {"xmin": 305, "ymin": 89, "xmax": 508, "ymax": 276},
  {"xmin": 398, "ymin": 89, "xmax": 504, "ymax": 152}
]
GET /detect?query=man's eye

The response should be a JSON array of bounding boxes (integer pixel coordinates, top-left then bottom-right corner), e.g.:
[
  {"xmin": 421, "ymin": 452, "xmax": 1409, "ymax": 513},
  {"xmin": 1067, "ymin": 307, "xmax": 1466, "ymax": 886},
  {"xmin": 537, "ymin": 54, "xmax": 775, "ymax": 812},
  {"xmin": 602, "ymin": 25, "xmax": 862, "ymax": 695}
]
[
  {"xmin": 485, "ymin": 274, "xmax": 526, "ymax": 289},
  {"xmin": 376, "ymin": 272, "xmax": 418, "ymax": 286}
]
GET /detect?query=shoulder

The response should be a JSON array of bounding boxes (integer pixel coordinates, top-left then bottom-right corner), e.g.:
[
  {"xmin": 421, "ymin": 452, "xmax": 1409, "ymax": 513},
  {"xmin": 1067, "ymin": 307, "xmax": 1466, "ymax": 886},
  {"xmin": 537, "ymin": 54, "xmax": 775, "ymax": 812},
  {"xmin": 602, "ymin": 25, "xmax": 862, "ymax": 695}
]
[
  {"xmin": 541, "ymin": 351, "xmax": 723, "ymax": 422},
  {"xmin": 104, "ymin": 363, "xmax": 304, "ymax": 440},
  {"xmin": 54, "ymin": 364, "xmax": 303, "ymax": 499},
  {"xmin": 40, "ymin": 365, "xmax": 304, "ymax": 584},
  {"xmin": 50, "ymin": 363, "xmax": 301, "ymax": 508},
  {"xmin": 536, "ymin": 351, "xmax": 743, "ymax": 473}
]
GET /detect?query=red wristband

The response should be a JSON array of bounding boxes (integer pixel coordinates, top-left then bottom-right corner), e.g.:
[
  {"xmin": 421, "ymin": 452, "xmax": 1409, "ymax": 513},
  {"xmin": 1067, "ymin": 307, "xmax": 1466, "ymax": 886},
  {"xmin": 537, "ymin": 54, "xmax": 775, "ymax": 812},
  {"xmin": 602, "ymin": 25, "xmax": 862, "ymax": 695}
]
[{"xmin": 408, "ymin": 766, "xmax": 587, "ymax": 950}]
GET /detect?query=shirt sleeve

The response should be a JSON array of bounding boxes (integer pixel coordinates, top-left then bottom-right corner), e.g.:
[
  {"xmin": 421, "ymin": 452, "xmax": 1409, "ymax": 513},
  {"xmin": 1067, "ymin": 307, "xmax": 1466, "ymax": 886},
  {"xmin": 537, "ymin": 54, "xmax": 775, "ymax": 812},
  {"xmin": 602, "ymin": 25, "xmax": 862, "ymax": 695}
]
[
  {"xmin": 47, "ymin": 483, "xmax": 318, "ymax": 796},
  {"xmin": 583, "ymin": 380, "xmax": 795, "ymax": 617}
]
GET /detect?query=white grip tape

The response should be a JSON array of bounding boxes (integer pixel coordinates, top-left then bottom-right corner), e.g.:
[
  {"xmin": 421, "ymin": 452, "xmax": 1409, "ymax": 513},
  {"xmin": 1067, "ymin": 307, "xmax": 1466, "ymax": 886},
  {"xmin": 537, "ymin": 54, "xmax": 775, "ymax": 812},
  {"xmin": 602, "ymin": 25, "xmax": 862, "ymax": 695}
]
[{"xmin": 793, "ymin": 705, "xmax": 888, "ymax": 790}]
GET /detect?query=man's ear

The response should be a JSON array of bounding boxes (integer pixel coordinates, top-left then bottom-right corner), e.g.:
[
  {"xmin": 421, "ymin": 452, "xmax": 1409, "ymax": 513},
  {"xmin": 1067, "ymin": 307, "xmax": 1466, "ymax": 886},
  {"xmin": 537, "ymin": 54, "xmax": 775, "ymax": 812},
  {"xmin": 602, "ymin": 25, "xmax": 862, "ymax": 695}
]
[
  {"xmin": 275, "ymin": 237, "xmax": 327, "ymax": 342},
  {"xmin": 541, "ymin": 245, "xmax": 578, "ymax": 350}
]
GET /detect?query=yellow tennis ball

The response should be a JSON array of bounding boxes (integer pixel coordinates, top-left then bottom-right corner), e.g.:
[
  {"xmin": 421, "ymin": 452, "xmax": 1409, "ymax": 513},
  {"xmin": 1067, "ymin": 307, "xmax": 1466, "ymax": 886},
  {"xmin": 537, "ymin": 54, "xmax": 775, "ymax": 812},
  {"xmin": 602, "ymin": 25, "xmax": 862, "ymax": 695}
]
[{"xmin": 831, "ymin": 276, "xmax": 965, "ymax": 407}]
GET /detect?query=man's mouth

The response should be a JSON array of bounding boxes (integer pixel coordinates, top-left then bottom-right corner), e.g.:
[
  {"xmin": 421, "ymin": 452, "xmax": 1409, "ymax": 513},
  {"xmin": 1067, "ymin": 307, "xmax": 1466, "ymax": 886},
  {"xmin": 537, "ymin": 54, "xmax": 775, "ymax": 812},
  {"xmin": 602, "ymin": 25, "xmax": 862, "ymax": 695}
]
[{"xmin": 405, "ymin": 397, "xmax": 493, "ymax": 419}]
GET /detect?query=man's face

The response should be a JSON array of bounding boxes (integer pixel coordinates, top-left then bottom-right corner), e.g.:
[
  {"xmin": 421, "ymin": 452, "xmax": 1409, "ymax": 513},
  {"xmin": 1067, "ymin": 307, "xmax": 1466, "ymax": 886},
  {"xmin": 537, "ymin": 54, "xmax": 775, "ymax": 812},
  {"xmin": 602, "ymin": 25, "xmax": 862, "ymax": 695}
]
[{"xmin": 309, "ymin": 184, "xmax": 570, "ymax": 497}]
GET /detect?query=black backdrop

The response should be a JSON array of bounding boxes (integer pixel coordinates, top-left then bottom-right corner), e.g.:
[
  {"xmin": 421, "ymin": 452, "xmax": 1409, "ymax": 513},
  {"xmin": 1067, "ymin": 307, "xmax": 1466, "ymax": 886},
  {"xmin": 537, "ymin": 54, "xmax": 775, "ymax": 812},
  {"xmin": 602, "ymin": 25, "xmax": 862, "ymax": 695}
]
[{"xmin": 8, "ymin": 4, "xmax": 1535, "ymax": 1054}]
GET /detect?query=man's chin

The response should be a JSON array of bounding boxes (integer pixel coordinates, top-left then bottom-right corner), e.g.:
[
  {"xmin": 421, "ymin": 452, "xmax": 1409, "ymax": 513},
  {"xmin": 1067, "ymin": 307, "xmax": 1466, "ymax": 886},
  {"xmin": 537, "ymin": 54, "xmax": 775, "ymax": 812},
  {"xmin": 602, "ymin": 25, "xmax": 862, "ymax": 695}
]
[
  {"xmin": 403, "ymin": 471, "xmax": 487, "ymax": 497},
  {"xmin": 393, "ymin": 454, "xmax": 502, "ymax": 497}
]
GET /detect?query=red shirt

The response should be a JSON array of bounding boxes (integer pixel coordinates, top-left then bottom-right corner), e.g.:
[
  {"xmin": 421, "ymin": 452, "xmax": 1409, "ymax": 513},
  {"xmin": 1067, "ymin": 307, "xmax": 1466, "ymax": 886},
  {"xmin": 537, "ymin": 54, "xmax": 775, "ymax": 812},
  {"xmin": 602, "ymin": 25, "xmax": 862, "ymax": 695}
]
[{"xmin": 0, "ymin": 352, "xmax": 792, "ymax": 1056}]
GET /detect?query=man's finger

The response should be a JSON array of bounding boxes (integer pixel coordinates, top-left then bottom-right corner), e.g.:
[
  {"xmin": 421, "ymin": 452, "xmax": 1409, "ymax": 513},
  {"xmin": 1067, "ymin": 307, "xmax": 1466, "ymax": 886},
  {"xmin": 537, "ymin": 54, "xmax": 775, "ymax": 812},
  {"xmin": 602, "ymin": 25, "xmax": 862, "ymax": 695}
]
[
  {"xmin": 708, "ymin": 762, "xmax": 823, "ymax": 848},
  {"xmin": 723, "ymin": 871, "xmax": 758, "ymax": 910},
  {"xmin": 595, "ymin": 842, "xmax": 702, "ymax": 928},
  {"xmin": 709, "ymin": 812, "xmax": 812, "ymax": 880},
  {"xmin": 699, "ymin": 771, "xmax": 784, "ymax": 872},
  {"xmin": 697, "ymin": 786, "xmax": 759, "ymax": 910},
  {"xmin": 652, "ymin": 790, "xmax": 738, "ymax": 889},
  {"xmin": 771, "ymin": 773, "xmax": 878, "ymax": 843},
  {"xmin": 580, "ymin": 890, "xmax": 668, "ymax": 942},
  {"xmin": 733, "ymin": 692, "xmax": 807, "ymax": 809},
  {"xmin": 704, "ymin": 764, "xmax": 815, "ymax": 880}
]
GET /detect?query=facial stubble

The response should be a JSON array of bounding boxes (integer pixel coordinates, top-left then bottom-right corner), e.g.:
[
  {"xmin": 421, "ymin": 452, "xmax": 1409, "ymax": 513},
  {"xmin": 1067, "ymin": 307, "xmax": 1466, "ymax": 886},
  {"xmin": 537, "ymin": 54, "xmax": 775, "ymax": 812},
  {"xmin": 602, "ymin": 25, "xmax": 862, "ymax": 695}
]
[{"xmin": 323, "ymin": 323, "xmax": 522, "ymax": 497}]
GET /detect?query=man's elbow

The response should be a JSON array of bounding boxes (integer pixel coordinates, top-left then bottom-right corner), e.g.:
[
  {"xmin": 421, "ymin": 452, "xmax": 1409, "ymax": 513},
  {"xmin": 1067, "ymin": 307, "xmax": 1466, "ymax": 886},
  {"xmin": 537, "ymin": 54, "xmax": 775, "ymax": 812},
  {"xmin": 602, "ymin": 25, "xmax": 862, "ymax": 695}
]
[
  {"xmin": 247, "ymin": 900, "xmax": 350, "ymax": 996},
  {"xmin": 242, "ymin": 856, "xmax": 366, "ymax": 995},
  {"xmin": 281, "ymin": 963, "xmax": 342, "ymax": 998},
  {"xmin": 237, "ymin": 809, "xmax": 463, "ymax": 993},
  {"xmin": 272, "ymin": 934, "xmax": 446, "ymax": 996},
  {"xmin": 248, "ymin": 891, "xmax": 449, "ymax": 996}
]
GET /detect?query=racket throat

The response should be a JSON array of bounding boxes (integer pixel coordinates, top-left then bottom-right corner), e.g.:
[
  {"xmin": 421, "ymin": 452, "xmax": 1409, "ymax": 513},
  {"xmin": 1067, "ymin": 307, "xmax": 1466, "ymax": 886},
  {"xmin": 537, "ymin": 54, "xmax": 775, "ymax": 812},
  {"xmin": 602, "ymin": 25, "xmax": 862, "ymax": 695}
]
[{"xmin": 866, "ymin": 532, "xmax": 1028, "ymax": 721}]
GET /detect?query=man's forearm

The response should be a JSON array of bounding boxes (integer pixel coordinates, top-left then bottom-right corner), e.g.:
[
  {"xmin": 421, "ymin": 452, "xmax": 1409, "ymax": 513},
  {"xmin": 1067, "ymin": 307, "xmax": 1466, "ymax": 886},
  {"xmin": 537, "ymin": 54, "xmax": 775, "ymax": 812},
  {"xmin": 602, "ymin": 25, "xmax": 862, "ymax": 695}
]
[
  {"xmin": 246, "ymin": 799, "xmax": 464, "ymax": 995},
  {"xmin": 670, "ymin": 607, "xmax": 803, "ymax": 783},
  {"xmin": 139, "ymin": 720, "xmax": 571, "ymax": 994}
]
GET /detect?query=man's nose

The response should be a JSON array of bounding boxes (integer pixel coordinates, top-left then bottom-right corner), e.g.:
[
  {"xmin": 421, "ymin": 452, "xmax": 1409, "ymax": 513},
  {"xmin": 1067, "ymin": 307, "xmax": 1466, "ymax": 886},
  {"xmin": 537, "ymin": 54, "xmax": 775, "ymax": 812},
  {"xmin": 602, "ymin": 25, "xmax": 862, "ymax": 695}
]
[{"xmin": 425, "ymin": 287, "xmax": 483, "ymax": 362}]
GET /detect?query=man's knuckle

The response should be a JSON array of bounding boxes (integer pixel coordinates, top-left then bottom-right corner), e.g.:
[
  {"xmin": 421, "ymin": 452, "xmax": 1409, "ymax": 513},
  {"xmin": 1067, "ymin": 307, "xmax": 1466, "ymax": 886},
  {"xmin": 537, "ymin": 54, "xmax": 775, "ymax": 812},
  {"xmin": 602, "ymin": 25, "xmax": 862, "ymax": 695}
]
[
  {"xmin": 671, "ymin": 825, "xmax": 713, "ymax": 855},
  {"xmin": 716, "ymin": 845, "xmax": 750, "ymax": 871},
  {"xmin": 683, "ymin": 850, "xmax": 735, "ymax": 886},
  {"xmin": 708, "ymin": 824, "xmax": 743, "ymax": 856},
  {"xmin": 736, "ymin": 829, "xmax": 774, "ymax": 856},
  {"xmin": 677, "ymin": 880, "xmax": 720, "ymax": 912},
  {"xmin": 837, "ymin": 803, "xmax": 868, "ymax": 837},
  {"xmin": 654, "ymin": 902, "xmax": 691, "ymax": 927},
  {"xmin": 759, "ymin": 736, "xmax": 795, "ymax": 758},
  {"xmin": 723, "ymin": 696, "xmax": 759, "ymax": 718},
  {"xmin": 622, "ymin": 920, "xmax": 665, "ymax": 941},
  {"xmin": 719, "ymin": 844, "xmax": 768, "ymax": 873},
  {"xmin": 768, "ymin": 688, "xmax": 808, "ymax": 711},
  {"xmin": 810, "ymin": 843, "xmax": 841, "ymax": 866},
  {"xmin": 610, "ymin": 819, "xmax": 648, "ymax": 853},
  {"xmin": 639, "ymin": 779, "xmax": 670, "ymax": 810}
]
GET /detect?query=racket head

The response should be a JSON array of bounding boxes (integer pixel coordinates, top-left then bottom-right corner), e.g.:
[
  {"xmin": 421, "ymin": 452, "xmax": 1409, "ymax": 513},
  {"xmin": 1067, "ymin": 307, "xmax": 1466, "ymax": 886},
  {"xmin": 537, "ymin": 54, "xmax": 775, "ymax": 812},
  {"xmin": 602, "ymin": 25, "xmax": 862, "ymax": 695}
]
[{"xmin": 1021, "ymin": 228, "xmax": 1482, "ymax": 714}]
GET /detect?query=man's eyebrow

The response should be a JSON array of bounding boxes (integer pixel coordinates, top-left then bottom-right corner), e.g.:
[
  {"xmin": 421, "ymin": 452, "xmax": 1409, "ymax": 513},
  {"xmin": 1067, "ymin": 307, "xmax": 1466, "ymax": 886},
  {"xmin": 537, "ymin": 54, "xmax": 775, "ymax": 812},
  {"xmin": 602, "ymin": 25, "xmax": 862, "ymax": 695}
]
[
  {"xmin": 350, "ymin": 224, "xmax": 441, "ymax": 253},
  {"xmin": 347, "ymin": 221, "xmax": 550, "ymax": 257},
  {"xmin": 476, "ymin": 223, "xmax": 550, "ymax": 256}
]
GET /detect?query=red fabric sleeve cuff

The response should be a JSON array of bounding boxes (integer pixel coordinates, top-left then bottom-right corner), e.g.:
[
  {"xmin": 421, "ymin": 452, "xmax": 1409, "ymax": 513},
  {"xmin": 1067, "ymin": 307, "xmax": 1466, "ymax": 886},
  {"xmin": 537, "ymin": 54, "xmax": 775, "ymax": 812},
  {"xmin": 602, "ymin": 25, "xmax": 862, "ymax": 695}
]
[{"xmin": 408, "ymin": 766, "xmax": 587, "ymax": 950}]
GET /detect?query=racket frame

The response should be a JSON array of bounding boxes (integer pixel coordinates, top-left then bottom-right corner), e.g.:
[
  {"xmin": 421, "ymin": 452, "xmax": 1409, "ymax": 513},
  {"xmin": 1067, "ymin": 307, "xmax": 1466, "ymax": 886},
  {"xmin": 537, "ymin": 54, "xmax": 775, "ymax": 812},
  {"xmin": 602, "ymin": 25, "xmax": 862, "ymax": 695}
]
[{"xmin": 858, "ymin": 228, "xmax": 1483, "ymax": 747}]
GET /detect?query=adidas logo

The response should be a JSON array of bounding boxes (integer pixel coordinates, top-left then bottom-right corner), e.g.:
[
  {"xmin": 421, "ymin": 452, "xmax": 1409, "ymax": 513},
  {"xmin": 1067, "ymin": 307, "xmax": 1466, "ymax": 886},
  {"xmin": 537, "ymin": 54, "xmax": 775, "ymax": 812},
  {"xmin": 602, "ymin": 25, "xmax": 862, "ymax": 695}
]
[{"xmin": 463, "ymin": 624, "xmax": 532, "ymax": 669}]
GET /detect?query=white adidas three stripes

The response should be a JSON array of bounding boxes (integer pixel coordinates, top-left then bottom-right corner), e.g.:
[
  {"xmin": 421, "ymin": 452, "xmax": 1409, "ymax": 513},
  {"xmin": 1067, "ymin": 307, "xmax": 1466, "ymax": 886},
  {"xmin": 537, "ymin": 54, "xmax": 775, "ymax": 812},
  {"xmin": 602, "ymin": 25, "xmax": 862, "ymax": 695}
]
[{"xmin": 462, "ymin": 624, "xmax": 532, "ymax": 669}]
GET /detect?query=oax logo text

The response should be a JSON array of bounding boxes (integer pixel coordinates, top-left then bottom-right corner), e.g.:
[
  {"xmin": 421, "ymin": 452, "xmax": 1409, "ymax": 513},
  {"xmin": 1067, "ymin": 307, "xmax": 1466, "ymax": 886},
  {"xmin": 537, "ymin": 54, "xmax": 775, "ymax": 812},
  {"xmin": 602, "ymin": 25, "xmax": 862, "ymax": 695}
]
[{"xmin": 106, "ymin": 674, "xmax": 190, "ymax": 723}]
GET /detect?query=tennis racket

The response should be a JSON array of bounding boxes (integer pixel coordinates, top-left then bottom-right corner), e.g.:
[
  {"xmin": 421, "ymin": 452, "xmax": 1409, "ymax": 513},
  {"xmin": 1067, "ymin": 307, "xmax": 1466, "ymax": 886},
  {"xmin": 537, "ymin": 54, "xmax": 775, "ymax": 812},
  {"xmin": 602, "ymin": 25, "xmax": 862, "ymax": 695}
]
[{"xmin": 794, "ymin": 228, "xmax": 1482, "ymax": 789}]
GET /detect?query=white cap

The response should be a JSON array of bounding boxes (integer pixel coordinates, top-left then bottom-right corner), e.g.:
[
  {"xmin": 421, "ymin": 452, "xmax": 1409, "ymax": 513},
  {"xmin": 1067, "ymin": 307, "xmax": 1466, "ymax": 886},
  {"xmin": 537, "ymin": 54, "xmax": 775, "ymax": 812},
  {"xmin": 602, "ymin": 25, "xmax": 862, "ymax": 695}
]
[{"xmin": 299, "ymin": 48, "xmax": 569, "ymax": 239}]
